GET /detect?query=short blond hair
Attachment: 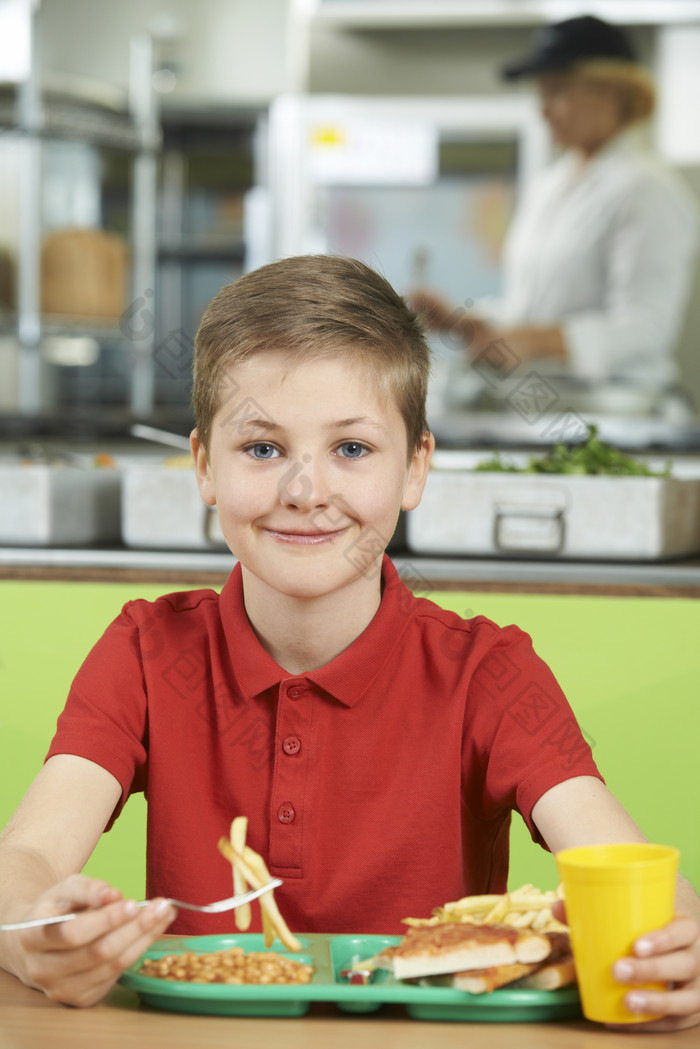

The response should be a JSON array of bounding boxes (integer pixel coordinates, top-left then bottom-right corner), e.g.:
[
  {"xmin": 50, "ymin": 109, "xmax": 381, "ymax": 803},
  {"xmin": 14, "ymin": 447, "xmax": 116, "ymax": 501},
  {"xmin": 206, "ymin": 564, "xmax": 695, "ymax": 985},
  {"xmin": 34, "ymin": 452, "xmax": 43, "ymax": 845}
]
[
  {"xmin": 573, "ymin": 59, "xmax": 656, "ymax": 125},
  {"xmin": 193, "ymin": 255, "xmax": 431, "ymax": 458}
]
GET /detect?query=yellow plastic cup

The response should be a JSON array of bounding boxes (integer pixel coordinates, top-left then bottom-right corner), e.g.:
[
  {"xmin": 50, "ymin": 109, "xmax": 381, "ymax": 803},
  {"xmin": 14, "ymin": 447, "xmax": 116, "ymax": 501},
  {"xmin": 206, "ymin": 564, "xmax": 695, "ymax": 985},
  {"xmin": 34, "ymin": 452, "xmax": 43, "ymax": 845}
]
[{"xmin": 556, "ymin": 842, "xmax": 679, "ymax": 1024}]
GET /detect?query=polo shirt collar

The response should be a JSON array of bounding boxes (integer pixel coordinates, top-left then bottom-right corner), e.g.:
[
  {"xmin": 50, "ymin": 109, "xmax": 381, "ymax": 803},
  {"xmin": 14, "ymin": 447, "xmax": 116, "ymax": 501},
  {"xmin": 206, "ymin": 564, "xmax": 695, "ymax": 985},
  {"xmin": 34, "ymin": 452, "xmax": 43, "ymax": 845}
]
[{"xmin": 219, "ymin": 556, "xmax": 413, "ymax": 707}]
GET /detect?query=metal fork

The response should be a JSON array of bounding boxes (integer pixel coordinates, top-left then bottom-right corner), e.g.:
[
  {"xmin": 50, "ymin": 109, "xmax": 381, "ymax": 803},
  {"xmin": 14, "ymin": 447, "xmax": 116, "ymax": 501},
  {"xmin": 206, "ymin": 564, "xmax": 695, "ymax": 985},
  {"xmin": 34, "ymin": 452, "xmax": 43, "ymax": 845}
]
[{"xmin": 0, "ymin": 879, "xmax": 282, "ymax": 931}]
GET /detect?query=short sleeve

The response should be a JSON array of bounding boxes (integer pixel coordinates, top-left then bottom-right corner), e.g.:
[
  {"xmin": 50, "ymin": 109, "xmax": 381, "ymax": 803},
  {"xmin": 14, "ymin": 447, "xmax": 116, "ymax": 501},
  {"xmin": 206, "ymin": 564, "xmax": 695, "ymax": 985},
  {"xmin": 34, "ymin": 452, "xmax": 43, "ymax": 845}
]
[
  {"xmin": 462, "ymin": 622, "xmax": 603, "ymax": 847},
  {"xmin": 45, "ymin": 604, "xmax": 149, "ymax": 829}
]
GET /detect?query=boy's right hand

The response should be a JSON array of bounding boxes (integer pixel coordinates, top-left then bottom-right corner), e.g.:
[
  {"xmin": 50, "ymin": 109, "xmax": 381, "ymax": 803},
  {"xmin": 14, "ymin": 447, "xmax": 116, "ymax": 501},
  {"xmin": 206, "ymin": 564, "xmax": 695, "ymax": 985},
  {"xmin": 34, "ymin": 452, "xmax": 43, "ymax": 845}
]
[{"xmin": 5, "ymin": 874, "xmax": 176, "ymax": 1007}]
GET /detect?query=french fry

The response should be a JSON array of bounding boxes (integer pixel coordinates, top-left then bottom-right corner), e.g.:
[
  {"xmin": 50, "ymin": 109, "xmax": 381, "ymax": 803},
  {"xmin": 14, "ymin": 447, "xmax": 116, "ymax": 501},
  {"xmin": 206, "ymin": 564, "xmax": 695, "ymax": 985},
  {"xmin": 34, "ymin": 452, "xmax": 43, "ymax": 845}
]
[
  {"xmin": 230, "ymin": 817, "xmax": 251, "ymax": 931},
  {"xmin": 261, "ymin": 906, "xmax": 276, "ymax": 949},
  {"xmin": 242, "ymin": 845, "xmax": 302, "ymax": 953},
  {"xmin": 443, "ymin": 894, "xmax": 502, "ymax": 914},
  {"xmin": 403, "ymin": 884, "xmax": 569, "ymax": 934},
  {"xmin": 483, "ymin": 898, "xmax": 509, "ymax": 923},
  {"xmin": 507, "ymin": 909, "xmax": 537, "ymax": 928},
  {"xmin": 217, "ymin": 836, "xmax": 302, "ymax": 952}
]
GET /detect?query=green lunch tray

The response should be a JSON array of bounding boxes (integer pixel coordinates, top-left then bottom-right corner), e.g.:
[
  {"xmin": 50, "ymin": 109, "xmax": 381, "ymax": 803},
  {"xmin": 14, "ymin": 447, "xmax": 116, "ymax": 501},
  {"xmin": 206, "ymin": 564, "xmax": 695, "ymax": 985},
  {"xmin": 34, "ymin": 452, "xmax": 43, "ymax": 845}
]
[{"xmin": 119, "ymin": 933, "xmax": 582, "ymax": 1022}]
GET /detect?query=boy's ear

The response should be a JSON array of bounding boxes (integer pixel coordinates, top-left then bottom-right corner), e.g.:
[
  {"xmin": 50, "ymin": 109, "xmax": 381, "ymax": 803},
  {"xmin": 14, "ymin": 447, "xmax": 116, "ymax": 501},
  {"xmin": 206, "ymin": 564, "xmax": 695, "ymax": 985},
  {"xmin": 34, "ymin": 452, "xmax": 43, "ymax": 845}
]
[
  {"xmin": 401, "ymin": 431, "xmax": 435, "ymax": 512},
  {"xmin": 190, "ymin": 429, "xmax": 216, "ymax": 506}
]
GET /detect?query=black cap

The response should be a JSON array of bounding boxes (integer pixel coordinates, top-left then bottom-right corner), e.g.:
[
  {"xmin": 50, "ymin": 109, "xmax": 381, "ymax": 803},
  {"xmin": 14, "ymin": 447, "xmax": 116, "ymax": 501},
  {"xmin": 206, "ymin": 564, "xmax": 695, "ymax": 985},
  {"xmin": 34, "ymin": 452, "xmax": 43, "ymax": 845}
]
[{"xmin": 502, "ymin": 15, "xmax": 636, "ymax": 81}]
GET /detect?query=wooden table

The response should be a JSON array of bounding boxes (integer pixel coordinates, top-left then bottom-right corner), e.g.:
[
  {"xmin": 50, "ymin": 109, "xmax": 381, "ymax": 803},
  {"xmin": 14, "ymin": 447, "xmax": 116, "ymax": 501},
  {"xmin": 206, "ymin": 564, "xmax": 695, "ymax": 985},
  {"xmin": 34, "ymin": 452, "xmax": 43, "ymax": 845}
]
[{"xmin": 2, "ymin": 971, "xmax": 700, "ymax": 1049}]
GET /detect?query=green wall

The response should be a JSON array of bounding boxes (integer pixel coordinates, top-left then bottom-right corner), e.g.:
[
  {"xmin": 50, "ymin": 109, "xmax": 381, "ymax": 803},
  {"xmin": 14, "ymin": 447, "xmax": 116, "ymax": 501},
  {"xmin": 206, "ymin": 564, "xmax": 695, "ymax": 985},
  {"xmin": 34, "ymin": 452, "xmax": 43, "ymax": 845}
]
[{"xmin": 1, "ymin": 580, "xmax": 697, "ymax": 902}]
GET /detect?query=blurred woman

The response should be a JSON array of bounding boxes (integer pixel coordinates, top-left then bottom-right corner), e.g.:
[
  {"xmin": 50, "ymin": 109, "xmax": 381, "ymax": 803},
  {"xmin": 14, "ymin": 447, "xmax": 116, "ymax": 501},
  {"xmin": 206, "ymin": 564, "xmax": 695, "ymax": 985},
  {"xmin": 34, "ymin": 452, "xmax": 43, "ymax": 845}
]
[{"xmin": 412, "ymin": 16, "xmax": 699, "ymax": 412}]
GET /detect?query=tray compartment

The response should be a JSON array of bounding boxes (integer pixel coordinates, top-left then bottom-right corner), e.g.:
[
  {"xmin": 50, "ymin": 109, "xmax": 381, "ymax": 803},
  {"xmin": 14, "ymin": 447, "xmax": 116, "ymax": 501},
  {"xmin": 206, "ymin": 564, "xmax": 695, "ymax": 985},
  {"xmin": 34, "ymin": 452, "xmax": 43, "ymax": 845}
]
[
  {"xmin": 328, "ymin": 934, "xmax": 397, "ymax": 1013},
  {"xmin": 124, "ymin": 934, "xmax": 317, "ymax": 1017}
]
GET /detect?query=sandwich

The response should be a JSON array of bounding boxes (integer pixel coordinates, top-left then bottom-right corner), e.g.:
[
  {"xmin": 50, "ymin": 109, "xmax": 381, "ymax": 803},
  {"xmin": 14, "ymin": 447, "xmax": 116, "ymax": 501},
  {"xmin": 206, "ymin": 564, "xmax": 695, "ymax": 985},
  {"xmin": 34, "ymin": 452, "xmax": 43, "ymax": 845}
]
[
  {"xmin": 419, "ymin": 930, "xmax": 576, "ymax": 994},
  {"xmin": 375, "ymin": 922, "xmax": 551, "ymax": 981}
]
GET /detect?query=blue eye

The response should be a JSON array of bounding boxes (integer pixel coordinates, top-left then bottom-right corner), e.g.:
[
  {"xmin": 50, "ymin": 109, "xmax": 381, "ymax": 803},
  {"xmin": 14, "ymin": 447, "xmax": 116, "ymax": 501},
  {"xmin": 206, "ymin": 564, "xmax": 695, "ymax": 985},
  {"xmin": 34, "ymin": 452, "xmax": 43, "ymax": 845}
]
[
  {"xmin": 247, "ymin": 443, "xmax": 280, "ymax": 460},
  {"xmin": 337, "ymin": 442, "xmax": 368, "ymax": 459}
]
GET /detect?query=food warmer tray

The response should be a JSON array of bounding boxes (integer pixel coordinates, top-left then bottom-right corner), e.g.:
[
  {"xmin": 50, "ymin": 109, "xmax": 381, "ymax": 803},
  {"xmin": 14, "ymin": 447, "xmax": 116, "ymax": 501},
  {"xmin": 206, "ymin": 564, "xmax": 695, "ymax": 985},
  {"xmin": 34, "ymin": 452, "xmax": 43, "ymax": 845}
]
[
  {"xmin": 407, "ymin": 451, "xmax": 700, "ymax": 561},
  {"xmin": 121, "ymin": 462, "xmax": 227, "ymax": 550},
  {"xmin": 0, "ymin": 458, "xmax": 120, "ymax": 546}
]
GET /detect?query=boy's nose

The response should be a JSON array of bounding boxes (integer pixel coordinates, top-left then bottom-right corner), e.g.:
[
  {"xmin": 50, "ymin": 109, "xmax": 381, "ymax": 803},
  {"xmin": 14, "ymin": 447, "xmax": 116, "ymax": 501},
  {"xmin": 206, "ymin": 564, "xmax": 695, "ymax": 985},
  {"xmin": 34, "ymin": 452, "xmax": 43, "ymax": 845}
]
[{"xmin": 277, "ymin": 457, "xmax": 332, "ymax": 511}]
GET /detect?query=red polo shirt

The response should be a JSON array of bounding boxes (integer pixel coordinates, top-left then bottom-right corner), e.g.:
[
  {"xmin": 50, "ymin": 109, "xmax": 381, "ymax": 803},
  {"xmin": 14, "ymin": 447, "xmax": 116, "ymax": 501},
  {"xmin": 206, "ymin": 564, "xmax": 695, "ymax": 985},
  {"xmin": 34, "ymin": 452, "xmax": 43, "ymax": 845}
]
[{"xmin": 46, "ymin": 556, "xmax": 601, "ymax": 935}]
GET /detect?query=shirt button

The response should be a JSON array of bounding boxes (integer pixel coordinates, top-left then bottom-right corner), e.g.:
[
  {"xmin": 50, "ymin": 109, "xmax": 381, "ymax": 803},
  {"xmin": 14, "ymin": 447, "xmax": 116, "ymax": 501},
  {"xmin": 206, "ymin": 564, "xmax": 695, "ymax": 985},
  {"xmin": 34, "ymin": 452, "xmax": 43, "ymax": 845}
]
[
  {"xmin": 277, "ymin": 803, "xmax": 296, "ymax": 824},
  {"xmin": 282, "ymin": 736, "xmax": 301, "ymax": 756},
  {"xmin": 288, "ymin": 686, "xmax": 303, "ymax": 699}
]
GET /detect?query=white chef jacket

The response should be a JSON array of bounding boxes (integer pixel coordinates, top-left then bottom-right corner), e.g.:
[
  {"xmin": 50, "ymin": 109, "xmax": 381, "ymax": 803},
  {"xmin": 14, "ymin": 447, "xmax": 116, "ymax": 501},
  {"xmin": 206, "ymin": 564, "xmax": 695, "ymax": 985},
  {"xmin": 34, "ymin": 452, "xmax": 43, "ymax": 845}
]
[{"xmin": 491, "ymin": 128, "xmax": 699, "ymax": 387}]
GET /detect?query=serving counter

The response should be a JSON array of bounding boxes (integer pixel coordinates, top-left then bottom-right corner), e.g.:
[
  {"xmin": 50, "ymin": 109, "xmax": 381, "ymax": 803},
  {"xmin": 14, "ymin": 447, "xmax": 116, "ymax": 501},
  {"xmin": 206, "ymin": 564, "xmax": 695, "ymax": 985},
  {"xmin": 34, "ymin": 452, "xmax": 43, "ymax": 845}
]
[
  {"xmin": 2, "ymin": 545, "xmax": 700, "ymax": 596},
  {"xmin": 2, "ymin": 969, "xmax": 700, "ymax": 1049}
]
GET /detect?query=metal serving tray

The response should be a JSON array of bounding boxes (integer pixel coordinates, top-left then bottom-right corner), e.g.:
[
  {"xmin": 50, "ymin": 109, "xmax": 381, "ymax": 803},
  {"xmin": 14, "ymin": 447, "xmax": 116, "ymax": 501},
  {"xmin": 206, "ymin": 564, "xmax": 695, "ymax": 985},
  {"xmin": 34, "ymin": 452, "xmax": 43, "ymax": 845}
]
[
  {"xmin": 119, "ymin": 933, "xmax": 581, "ymax": 1022},
  {"xmin": 407, "ymin": 452, "xmax": 700, "ymax": 561},
  {"xmin": 0, "ymin": 459, "xmax": 121, "ymax": 546},
  {"xmin": 121, "ymin": 463, "xmax": 227, "ymax": 550}
]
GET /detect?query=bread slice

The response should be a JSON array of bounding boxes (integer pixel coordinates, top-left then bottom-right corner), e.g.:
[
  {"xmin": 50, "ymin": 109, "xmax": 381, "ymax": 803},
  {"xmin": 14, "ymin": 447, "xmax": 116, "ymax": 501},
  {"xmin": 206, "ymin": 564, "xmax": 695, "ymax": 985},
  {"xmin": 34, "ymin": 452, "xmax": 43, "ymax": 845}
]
[
  {"xmin": 518, "ymin": 957, "xmax": 577, "ymax": 990},
  {"xmin": 388, "ymin": 923, "xmax": 551, "ymax": 981},
  {"xmin": 516, "ymin": 932, "xmax": 576, "ymax": 990},
  {"xmin": 448, "ymin": 961, "xmax": 540, "ymax": 994}
]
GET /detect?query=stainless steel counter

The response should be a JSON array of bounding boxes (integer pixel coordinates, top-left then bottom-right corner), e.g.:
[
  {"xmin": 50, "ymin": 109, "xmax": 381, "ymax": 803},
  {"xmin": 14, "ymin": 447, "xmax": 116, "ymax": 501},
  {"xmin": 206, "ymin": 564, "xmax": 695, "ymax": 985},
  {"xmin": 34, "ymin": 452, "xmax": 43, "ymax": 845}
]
[
  {"xmin": 2, "ymin": 544, "xmax": 700, "ymax": 594},
  {"xmin": 0, "ymin": 545, "xmax": 235, "ymax": 574}
]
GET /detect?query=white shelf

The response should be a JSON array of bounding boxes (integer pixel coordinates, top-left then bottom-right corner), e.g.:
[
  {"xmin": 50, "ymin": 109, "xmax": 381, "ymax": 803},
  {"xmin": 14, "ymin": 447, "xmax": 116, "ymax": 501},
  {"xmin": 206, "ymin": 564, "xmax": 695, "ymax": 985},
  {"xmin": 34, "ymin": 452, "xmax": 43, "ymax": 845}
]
[
  {"xmin": 0, "ymin": 91, "xmax": 143, "ymax": 151},
  {"xmin": 310, "ymin": 1, "xmax": 700, "ymax": 29}
]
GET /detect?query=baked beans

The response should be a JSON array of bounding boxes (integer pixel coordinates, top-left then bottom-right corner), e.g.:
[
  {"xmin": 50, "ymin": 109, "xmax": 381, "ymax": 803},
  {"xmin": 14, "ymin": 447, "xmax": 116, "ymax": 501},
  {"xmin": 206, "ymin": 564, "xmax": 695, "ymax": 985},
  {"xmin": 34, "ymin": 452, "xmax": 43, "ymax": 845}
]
[{"xmin": 139, "ymin": 946, "xmax": 314, "ymax": 985}]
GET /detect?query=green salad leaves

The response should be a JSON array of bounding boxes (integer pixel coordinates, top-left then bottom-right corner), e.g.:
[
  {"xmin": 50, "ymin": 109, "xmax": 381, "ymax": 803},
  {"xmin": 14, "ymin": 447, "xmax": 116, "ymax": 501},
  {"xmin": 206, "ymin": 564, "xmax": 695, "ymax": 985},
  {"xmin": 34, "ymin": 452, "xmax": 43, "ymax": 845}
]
[{"xmin": 474, "ymin": 426, "xmax": 670, "ymax": 477}]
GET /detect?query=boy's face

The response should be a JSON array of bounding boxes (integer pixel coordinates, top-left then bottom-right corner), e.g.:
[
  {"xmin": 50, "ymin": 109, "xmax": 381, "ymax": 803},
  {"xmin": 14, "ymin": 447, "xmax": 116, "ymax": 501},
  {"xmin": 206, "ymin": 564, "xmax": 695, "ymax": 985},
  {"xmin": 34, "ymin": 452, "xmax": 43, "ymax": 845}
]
[{"xmin": 192, "ymin": 351, "xmax": 433, "ymax": 603}]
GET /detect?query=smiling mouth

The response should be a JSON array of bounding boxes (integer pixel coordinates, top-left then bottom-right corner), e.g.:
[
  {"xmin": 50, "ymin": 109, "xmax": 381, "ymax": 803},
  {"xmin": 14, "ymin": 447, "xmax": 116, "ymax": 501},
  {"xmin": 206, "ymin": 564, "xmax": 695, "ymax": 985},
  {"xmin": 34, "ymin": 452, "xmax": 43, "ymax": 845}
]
[{"xmin": 264, "ymin": 528, "xmax": 347, "ymax": 545}]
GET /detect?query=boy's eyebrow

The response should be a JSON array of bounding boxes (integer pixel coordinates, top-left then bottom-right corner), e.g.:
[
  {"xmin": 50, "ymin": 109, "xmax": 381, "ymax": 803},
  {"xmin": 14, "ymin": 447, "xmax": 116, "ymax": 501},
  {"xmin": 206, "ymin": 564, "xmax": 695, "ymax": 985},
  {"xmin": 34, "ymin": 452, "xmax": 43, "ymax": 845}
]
[
  {"xmin": 242, "ymin": 416, "xmax": 389, "ymax": 433},
  {"xmin": 242, "ymin": 419, "xmax": 278, "ymax": 432},
  {"xmin": 325, "ymin": 416, "xmax": 388, "ymax": 431}
]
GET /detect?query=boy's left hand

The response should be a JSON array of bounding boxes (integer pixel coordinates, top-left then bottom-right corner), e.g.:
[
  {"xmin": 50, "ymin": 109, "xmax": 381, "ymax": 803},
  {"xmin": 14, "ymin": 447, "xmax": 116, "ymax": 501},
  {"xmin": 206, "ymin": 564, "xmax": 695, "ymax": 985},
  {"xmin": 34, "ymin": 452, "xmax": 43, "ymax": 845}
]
[
  {"xmin": 553, "ymin": 901, "xmax": 700, "ymax": 1031},
  {"xmin": 609, "ymin": 914, "xmax": 700, "ymax": 1032}
]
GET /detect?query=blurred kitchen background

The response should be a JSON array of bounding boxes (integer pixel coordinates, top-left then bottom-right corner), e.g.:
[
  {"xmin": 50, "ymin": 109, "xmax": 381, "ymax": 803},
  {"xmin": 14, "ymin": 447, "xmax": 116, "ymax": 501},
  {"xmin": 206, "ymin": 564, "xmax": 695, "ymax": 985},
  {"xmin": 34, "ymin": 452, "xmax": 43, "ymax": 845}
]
[
  {"xmin": 0, "ymin": 0, "xmax": 698, "ymax": 437},
  {"xmin": 3, "ymin": 0, "xmax": 700, "ymax": 555}
]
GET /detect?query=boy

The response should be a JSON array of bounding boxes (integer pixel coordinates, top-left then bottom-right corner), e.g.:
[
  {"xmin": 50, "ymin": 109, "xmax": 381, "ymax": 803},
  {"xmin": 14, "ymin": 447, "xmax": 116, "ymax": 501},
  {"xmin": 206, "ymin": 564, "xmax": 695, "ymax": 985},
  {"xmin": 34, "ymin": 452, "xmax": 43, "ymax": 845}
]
[{"xmin": 0, "ymin": 256, "xmax": 698, "ymax": 1027}]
